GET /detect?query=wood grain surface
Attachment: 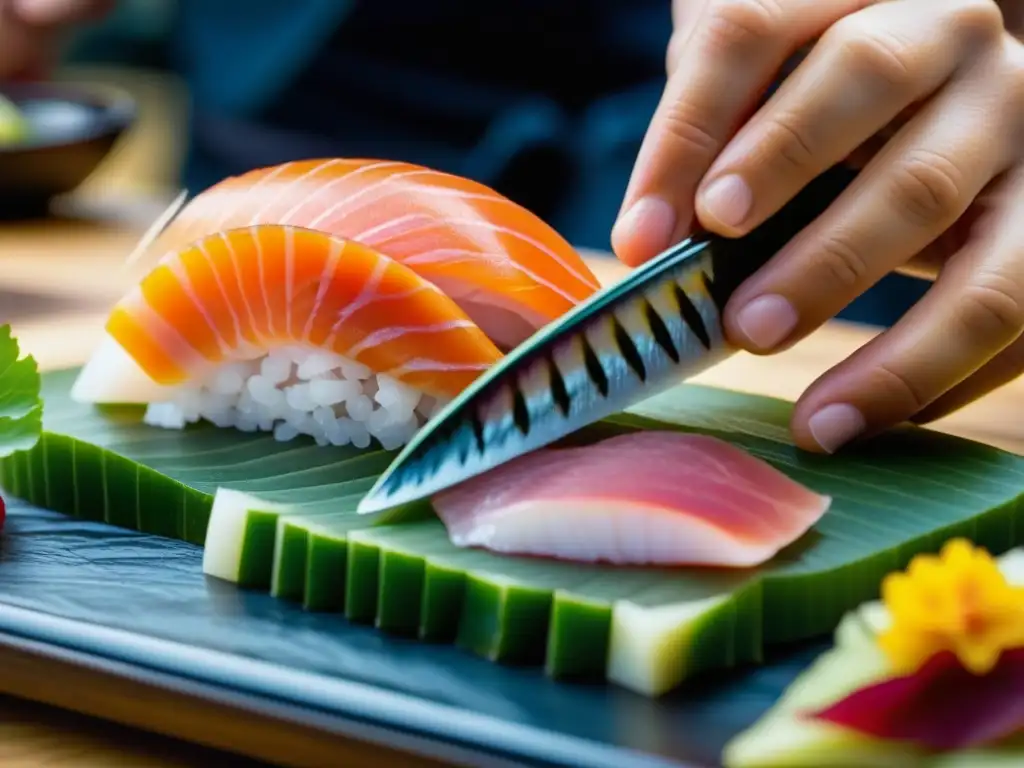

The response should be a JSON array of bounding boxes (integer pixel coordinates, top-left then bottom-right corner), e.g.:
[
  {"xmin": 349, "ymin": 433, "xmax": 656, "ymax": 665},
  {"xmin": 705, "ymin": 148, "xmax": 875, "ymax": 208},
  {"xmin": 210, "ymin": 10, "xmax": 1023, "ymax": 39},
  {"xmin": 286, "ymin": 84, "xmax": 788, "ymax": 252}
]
[
  {"xmin": 3, "ymin": 64, "xmax": 1024, "ymax": 767},
  {"xmin": 0, "ymin": 693, "xmax": 268, "ymax": 767}
]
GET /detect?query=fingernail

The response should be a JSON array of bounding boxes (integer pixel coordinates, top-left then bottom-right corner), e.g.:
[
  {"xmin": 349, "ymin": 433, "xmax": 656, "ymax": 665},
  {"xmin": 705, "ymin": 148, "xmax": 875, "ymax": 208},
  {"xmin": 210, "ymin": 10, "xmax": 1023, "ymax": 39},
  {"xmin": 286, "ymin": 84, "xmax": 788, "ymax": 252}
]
[
  {"xmin": 735, "ymin": 294, "xmax": 798, "ymax": 350},
  {"xmin": 808, "ymin": 404, "xmax": 866, "ymax": 454},
  {"xmin": 701, "ymin": 174, "xmax": 753, "ymax": 229},
  {"xmin": 612, "ymin": 196, "xmax": 677, "ymax": 264}
]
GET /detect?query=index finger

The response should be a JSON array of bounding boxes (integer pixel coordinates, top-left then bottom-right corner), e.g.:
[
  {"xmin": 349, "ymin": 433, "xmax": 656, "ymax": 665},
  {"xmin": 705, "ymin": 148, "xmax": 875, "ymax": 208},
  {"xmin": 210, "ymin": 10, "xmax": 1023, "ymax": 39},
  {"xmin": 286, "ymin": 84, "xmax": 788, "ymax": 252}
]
[{"xmin": 613, "ymin": 0, "xmax": 878, "ymax": 267}]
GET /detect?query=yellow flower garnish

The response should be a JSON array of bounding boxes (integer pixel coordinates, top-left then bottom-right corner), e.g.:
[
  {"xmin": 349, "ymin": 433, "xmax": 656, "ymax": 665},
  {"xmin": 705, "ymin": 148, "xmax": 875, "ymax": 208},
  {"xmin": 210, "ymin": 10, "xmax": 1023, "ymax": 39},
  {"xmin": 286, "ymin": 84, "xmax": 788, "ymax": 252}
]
[{"xmin": 878, "ymin": 538, "xmax": 1024, "ymax": 676}]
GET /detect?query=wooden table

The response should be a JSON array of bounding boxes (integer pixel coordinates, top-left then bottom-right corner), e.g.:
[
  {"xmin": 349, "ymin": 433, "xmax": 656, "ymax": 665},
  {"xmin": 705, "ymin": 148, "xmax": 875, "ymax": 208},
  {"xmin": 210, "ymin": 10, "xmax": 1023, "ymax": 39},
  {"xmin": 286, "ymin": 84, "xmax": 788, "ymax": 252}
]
[{"xmin": 4, "ymin": 65, "xmax": 1024, "ymax": 768}]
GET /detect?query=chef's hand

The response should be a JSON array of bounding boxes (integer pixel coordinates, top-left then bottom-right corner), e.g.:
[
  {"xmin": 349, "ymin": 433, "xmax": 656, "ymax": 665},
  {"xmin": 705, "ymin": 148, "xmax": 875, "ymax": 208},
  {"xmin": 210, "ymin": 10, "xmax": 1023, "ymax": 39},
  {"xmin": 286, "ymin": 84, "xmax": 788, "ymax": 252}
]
[
  {"xmin": 615, "ymin": 0, "xmax": 1024, "ymax": 454},
  {"xmin": 0, "ymin": 0, "xmax": 114, "ymax": 80}
]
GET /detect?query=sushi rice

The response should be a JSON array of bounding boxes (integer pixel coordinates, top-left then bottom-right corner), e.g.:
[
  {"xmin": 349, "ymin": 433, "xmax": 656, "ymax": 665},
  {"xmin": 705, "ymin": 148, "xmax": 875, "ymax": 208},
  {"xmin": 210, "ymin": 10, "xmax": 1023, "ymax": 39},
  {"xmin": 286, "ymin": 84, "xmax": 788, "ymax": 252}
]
[
  {"xmin": 143, "ymin": 346, "xmax": 447, "ymax": 450},
  {"xmin": 73, "ymin": 154, "xmax": 605, "ymax": 453}
]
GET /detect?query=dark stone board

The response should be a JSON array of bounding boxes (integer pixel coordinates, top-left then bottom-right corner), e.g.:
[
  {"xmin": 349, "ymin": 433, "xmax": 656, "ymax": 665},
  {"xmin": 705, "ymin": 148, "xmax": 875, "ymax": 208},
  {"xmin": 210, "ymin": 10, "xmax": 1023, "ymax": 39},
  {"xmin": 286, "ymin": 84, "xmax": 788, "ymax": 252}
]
[{"xmin": 0, "ymin": 499, "xmax": 826, "ymax": 767}]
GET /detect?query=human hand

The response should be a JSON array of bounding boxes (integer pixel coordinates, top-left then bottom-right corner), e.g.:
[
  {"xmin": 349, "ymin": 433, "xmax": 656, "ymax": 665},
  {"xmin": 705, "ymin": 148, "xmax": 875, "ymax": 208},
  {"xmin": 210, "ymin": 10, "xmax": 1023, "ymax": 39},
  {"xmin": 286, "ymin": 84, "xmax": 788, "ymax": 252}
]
[
  {"xmin": 614, "ymin": 0, "xmax": 1024, "ymax": 454},
  {"xmin": 0, "ymin": 0, "xmax": 114, "ymax": 80}
]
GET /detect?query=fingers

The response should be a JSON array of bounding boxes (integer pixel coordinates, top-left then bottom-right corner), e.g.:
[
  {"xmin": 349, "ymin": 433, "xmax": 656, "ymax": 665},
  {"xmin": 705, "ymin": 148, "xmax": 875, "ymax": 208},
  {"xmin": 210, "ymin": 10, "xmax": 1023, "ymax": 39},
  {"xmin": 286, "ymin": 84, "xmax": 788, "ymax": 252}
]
[
  {"xmin": 666, "ymin": 0, "xmax": 715, "ymax": 75},
  {"xmin": 911, "ymin": 333, "xmax": 1024, "ymax": 423},
  {"xmin": 900, "ymin": 186, "xmax": 997, "ymax": 279},
  {"xmin": 723, "ymin": 40, "xmax": 1018, "ymax": 355},
  {"xmin": 612, "ymin": 0, "xmax": 878, "ymax": 267},
  {"xmin": 789, "ymin": 159, "xmax": 1024, "ymax": 453},
  {"xmin": 695, "ymin": 0, "xmax": 1001, "ymax": 237}
]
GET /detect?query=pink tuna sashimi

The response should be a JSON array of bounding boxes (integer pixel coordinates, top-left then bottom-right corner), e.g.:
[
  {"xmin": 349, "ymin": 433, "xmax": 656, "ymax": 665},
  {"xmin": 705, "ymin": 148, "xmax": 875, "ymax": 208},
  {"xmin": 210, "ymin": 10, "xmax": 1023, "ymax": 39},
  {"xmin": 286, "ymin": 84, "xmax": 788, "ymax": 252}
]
[{"xmin": 431, "ymin": 431, "xmax": 831, "ymax": 568}]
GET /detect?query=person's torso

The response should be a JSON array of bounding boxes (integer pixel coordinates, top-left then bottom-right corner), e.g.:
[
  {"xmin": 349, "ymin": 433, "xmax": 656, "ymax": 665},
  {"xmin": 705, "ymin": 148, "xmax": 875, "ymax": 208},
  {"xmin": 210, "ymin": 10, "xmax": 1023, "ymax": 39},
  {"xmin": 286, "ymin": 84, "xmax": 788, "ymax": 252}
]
[
  {"xmin": 179, "ymin": 0, "xmax": 672, "ymax": 245},
  {"xmin": 174, "ymin": 0, "xmax": 927, "ymax": 326}
]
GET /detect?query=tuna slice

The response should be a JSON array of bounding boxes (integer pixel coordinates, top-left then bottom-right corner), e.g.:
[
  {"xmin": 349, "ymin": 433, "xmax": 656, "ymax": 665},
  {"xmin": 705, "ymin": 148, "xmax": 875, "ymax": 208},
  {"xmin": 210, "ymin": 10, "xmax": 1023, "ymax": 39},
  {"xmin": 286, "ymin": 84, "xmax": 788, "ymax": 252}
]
[{"xmin": 432, "ymin": 431, "xmax": 831, "ymax": 568}]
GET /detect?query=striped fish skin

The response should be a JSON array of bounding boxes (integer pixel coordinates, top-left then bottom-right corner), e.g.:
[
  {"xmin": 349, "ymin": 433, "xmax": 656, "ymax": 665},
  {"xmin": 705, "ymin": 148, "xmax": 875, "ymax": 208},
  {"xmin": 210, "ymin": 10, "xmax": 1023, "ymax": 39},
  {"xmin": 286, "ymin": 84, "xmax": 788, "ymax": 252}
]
[
  {"xmin": 359, "ymin": 238, "xmax": 734, "ymax": 516},
  {"xmin": 72, "ymin": 224, "xmax": 503, "ymax": 405},
  {"xmin": 357, "ymin": 163, "xmax": 861, "ymax": 517}
]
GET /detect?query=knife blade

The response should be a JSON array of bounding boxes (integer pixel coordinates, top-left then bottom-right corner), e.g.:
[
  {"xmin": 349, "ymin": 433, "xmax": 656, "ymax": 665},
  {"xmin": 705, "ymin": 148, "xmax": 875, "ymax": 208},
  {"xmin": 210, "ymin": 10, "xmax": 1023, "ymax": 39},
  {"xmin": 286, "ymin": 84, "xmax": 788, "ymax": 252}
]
[{"xmin": 357, "ymin": 162, "xmax": 860, "ymax": 518}]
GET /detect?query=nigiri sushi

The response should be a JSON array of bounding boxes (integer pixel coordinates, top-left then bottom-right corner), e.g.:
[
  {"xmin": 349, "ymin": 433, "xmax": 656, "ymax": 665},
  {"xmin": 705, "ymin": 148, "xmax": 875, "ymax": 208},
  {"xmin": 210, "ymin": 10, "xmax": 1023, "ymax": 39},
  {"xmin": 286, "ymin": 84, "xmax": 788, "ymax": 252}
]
[
  {"xmin": 431, "ymin": 431, "xmax": 831, "ymax": 567},
  {"xmin": 131, "ymin": 158, "xmax": 601, "ymax": 350},
  {"xmin": 72, "ymin": 225, "xmax": 504, "ymax": 449}
]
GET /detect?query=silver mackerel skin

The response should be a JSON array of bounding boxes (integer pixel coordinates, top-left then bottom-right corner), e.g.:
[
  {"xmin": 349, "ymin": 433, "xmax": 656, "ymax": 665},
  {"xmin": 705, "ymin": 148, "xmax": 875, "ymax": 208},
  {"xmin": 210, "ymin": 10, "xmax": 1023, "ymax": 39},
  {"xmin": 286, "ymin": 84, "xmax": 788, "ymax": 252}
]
[
  {"xmin": 357, "ymin": 163, "xmax": 861, "ymax": 518},
  {"xmin": 357, "ymin": 238, "xmax": 735, "ymax": 517}
]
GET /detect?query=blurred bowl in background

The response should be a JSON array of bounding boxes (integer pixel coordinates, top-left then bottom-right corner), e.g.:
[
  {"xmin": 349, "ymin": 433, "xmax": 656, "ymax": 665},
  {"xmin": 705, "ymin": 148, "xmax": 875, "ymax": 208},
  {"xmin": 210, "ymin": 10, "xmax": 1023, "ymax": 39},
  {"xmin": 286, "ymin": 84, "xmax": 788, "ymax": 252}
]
[{"xmin": 0, "ymin": 82, "xmax": 136, "ymax": 220}]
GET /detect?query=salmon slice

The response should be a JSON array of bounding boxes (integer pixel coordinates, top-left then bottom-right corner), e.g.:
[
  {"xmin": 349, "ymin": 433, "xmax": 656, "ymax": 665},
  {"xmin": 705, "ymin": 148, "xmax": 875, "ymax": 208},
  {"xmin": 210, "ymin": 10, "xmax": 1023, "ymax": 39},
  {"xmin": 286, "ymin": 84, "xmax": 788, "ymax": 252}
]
[
  {"xmin": 432, "ymin": 431, "xmax": 831, "ymax": 568},
  {"xmin": 72, "ymin": 225, "xmax": 503, "ymax": 405},
  {"xmin": 138, "ymin": 159, "xmax": 601, "ymax": 349}
]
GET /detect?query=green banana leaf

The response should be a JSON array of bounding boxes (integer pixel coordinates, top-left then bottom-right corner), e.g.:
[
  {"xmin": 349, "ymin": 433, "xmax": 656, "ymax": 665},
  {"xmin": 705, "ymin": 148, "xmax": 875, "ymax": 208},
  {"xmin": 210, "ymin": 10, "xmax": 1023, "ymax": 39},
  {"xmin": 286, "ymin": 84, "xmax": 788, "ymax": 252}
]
[{"xmin": 3, "ymin": 367, "xmax": 1024, "ymax": 697}]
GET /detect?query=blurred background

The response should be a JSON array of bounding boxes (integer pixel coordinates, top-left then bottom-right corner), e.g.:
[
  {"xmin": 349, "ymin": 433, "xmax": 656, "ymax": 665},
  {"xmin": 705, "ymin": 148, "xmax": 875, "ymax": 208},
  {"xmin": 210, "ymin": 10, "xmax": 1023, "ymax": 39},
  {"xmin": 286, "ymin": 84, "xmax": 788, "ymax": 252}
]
[{"xmin": 6, "ymin": 0, "xmax": 928, "ymax": 327}]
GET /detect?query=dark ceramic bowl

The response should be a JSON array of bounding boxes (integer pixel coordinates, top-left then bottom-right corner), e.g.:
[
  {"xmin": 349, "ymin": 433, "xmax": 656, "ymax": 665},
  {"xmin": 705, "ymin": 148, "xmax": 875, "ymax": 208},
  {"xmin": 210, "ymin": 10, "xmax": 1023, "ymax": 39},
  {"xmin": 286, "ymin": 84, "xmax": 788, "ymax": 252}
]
[{"xmin": 0, "ymin": 82, "xmax": 136, "ymax": 219}]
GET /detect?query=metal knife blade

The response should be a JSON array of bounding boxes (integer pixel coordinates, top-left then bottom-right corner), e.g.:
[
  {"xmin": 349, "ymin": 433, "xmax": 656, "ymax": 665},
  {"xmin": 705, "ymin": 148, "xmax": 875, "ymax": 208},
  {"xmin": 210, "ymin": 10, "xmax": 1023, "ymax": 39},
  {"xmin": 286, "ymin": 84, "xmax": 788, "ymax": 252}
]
[{"xmin": 357, "ymin": 163, "xmax": 859, "ymax": 518}]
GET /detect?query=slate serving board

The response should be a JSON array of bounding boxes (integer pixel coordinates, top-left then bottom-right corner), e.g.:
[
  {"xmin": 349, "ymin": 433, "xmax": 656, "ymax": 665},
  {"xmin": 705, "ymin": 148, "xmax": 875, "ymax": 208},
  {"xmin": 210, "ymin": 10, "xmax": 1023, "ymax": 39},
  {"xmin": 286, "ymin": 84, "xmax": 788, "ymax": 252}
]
[{"xmin": 0, "ymin": 499, "xmax": 825, "ymax": 767}]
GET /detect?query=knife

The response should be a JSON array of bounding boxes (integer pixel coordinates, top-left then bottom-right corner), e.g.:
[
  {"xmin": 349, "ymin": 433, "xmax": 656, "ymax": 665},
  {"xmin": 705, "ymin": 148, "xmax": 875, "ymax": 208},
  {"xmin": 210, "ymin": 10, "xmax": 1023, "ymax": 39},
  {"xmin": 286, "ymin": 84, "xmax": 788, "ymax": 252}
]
[{"xmin": 356, "ymin": 160, "xmax": 860, "ymax": 518}]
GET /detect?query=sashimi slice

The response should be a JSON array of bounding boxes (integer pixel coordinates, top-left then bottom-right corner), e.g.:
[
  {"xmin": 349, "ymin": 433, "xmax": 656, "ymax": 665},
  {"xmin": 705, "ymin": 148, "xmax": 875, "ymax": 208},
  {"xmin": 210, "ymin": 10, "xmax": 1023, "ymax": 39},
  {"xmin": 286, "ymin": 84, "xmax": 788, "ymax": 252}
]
[
  {"xmin": 133, "ymin": 158, "xmax": 601, "ymax": 349},
  {"xmin": 73, "ymin": 224, "xmax": 502, "ymax": 404},
  {"xmin": 431, "ymin": 431, "xmax": 831, "ymax": 568}
]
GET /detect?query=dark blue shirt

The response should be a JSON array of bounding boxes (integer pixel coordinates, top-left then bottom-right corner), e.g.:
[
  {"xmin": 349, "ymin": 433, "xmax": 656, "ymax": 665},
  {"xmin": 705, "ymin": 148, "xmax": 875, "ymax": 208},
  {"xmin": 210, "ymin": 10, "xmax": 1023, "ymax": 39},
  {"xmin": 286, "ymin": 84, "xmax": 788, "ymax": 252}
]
[
  {"xmin": 171, "ymin": 0, "xmax": 925, "ymax": 325},
  {"xmin": 179, "ymin": 0, "xmax": 669, "ymax": 247}
]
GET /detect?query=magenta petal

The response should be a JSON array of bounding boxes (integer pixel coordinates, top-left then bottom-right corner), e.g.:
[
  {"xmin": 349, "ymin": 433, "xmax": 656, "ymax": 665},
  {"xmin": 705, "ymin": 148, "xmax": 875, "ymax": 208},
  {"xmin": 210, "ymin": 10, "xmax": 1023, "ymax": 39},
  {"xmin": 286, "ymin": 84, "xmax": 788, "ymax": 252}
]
[{"xmin": 807, "ymin": 649, "xmax": 1024, "ymax": 751}]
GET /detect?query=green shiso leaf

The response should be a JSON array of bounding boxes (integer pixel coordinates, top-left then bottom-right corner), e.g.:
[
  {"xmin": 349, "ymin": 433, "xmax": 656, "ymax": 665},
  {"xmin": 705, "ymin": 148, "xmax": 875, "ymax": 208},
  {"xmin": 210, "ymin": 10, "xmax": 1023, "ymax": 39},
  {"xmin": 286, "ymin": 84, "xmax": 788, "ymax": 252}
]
[
  {"xmin": 4, "ymin": 367, "xmax": 1024, "ymax": 697},
  {"xmin": 0, "ymin": 325, "xmax": 42, "ymax": 458}
]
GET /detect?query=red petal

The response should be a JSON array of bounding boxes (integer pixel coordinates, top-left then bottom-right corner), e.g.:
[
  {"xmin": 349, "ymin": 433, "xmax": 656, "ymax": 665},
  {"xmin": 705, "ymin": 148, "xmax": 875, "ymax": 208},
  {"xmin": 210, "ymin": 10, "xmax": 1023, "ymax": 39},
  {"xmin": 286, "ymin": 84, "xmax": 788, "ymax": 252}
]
[{"xmin": 806, "ymin": 649, "xmax": 1024, "ymax": 751}]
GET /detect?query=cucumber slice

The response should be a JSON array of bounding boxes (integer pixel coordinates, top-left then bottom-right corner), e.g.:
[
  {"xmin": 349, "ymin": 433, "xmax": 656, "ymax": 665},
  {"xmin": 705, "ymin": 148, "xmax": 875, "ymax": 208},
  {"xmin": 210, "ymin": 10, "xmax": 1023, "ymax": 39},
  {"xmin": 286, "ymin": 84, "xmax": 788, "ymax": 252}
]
[
  {"xmin": 608, "ymin": 594, "xmax": 733, "ymax": 695},
  {"xmin": 723, "ymin": 548, "xmax": 1024, "ymax": 767},
  {"xmin": 11, "ymin": 369, "xmax": 1024, "ymax": 698},
  {"xmin": 202, "ymin": 488, "xmax": 289, "ymax": 586},
  {"xmin": 722, "ymin": 614, "xmax": 921, "ymax": 767}
]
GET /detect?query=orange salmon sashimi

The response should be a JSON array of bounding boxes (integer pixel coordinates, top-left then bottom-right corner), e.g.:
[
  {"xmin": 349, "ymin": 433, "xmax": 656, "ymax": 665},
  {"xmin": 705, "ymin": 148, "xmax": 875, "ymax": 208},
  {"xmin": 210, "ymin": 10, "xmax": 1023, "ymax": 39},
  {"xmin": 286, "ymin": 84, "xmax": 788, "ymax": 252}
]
[
  {"xmin": 136, "ymin": 158, "xmax": 601, "ymax": 350},
  {"xmin": 72, "ymin": 225, "xmax": 503, "ymax": 450}
]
